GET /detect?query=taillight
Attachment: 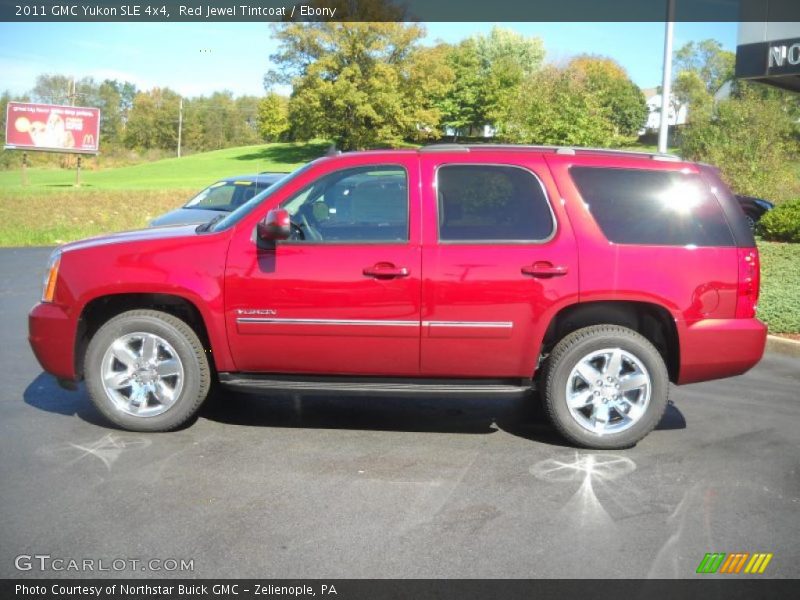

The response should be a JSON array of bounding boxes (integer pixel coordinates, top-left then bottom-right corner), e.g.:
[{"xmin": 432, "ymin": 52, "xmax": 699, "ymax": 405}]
[{"xmin": 735, "ymin": 248, "xmax": 760, "ymax": 318}]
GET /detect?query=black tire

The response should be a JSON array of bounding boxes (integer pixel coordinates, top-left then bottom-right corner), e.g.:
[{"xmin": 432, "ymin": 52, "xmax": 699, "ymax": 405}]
[
  {"xmin": 541, "ymin": 325, "xmax": 669, "ymax": 449},
  {"xmin": 744, "ymin": 212, "xmax": 757, "ymax": 232},
  {"xmin": 84, "ymin": 309, "xmax": 211, "ymax": 432}
]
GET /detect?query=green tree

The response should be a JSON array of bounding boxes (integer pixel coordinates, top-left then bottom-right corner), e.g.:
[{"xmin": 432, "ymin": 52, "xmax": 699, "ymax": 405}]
[
  {"xmin": 476, "ymin": 27, "xmax": 545, "ymax": 136},
  {"xmin": 670, "ymin": 39, "xmax": 735, "ymax": 124},
  {"xmin": 257, "ymin": 93, "xmax": 289, "ymax": 141},
  {"xmin": 267, "ymin": 22, "xmax": 430, "ymax": 150},
  {"xmin": 503, "ymin": 65, "xmax": 616, "ymax": 146},
  {"xmin": 31, "ymin": 74, "xmax": 102, "ymax": 107},
  {"xmin": 681, "ymin": 86, "xmax": 799, "ymax": 201},
  {"xmin": 672, "ymin": 69, "xmax": 713, "ymax": 122},
  {"xmin": 96, "ymin": 80, "xmax": 123, "ymax": 145},
  {"xmin": 567, "ymin": 56, "xmax": 647, "ymax": 142},
  {"xmin": 438, "ymin": 27, "xmax": 544, "ymax": 138},
  {"xmin": 124, "ymin": 87, "xmax": 181, "ymax": 150},
  {"xmin": 0, "ymin": 91, "xmax": 12, "ymax": 137},
  {"xmin": 674, "ymin": 39, "xmax": 735, "ymax": 95},
  {"xmin": 404, "ymin": 43, "xmax": 454, "ymax": 142},
  {"xmin": 31, "ymin": 74, "xmax": 75, "ymax": 104},
  {"xmin": 437, "ymin": 39, "xmax": 483, "ymax": 138},
  {"xmin": 182, "ymin": 92, "xmax": 261, "ymax": 151}
]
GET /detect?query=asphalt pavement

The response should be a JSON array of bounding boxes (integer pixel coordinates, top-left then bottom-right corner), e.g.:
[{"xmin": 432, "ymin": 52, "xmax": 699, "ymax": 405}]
[{"xmin": 1, "ymin": 247, "xmax": 798, "ymax": 579}]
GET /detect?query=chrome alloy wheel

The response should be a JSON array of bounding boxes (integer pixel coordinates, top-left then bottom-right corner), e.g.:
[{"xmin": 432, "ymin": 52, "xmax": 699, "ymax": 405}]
[
  {"xmin": 100, "ymin": 332, "xmax": 184, "ymax": 417},
  {"xmin": 565, "ymin": 347, "xmax": 651, "ymax": 435}
]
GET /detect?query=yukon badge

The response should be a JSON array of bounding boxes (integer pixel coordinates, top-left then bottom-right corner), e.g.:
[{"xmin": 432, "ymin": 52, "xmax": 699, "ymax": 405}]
[{"xmin": 236, "ymin": 308, "xmax": 277, "ymax": 316}]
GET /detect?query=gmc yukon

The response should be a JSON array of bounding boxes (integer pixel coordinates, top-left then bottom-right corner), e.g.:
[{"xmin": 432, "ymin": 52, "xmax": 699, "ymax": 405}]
[{"xmin": 28, "ymin": 145, "xmax": 766, "ymax": 448}]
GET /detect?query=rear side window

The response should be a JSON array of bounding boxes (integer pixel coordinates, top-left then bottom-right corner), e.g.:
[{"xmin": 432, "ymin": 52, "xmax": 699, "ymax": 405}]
[
  {"xmin": 437, "ymin": 165, "xmax": 554, "ymax": 242},
  {"xmin": 570, "ymin": 167, "xmax": 734, "ymax": 246}
]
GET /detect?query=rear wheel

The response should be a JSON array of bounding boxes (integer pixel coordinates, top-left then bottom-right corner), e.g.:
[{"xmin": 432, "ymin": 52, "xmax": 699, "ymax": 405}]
[
  {"xmin": 84, "ymin": 310, "xmax": 211, "ymax": 431},
  {"xmin": 541, "ymin": 325, "xmax": 669, "ymax": 449}
]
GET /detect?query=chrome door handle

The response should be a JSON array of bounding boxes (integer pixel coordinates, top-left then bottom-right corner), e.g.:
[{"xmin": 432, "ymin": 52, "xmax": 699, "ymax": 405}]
[
  {"xmin": 363, "ymin": 264, "xmax": 410, "ymax": 278},
  {"xmin": 522, "ymin": 262, "xmax": 568, "ymax": 277}
]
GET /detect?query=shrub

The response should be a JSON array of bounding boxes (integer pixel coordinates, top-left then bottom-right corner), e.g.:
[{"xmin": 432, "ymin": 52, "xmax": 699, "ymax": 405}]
[
  {"xmin": 681, "ymin": 86, "xmax": 799, "ymax": 202},
  {"xmin": 757, "ymin": 240, "xmax": 800, "ymax": 334},
  {"xmin": 759, "ymin": 198, "xmax": 800, "ymax": 243}
]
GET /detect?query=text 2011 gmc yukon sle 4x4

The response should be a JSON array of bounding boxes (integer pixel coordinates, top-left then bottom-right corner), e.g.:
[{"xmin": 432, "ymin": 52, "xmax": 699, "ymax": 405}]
[{"xmin": 28, "ymin": 145, "xmax": 766, "ymax": 449}]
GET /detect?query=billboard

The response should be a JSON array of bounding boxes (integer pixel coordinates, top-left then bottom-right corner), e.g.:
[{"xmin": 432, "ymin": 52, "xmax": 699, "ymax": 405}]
[{"xmin": 4, "ymin": 102, "xmax": 100, "ymax": 154}]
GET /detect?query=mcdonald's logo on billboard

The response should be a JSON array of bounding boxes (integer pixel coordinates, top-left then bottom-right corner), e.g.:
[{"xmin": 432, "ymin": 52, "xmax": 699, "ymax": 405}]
[
  {"xmin": 696, "ymin": 552, "xmax": 773, "ymax": 574},
  {"xmin": 82, "ymin": 133, "xmax": 95, "ymax": 148}
]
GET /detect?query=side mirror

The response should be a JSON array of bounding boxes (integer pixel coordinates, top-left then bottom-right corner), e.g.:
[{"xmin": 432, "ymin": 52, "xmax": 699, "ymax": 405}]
[{"xmin": 257, "ymin": 208, "xmax": 291, "ymax": 242}]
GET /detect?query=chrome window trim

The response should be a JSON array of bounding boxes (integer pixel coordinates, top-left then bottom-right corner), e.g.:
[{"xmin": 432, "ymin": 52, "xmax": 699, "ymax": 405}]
[{"xmin": 433, "ymin": 162, "xmax": 558, "ymax": 245}]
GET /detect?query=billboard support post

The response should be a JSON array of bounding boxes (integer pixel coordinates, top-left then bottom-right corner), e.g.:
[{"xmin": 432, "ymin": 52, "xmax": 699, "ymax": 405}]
[
  {"xmin": 75, "ymin": 155, "xmax": 81, "ymax": 187},
  {"xmin": 21, "ymin": 152, "xmax": 28, "ymax": 186}
]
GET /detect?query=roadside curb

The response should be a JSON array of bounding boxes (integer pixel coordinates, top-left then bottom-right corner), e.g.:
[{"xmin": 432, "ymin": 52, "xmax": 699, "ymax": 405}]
[{"xmin": 766, "ymin": 335, "xmax": 800, "ymax": 359}]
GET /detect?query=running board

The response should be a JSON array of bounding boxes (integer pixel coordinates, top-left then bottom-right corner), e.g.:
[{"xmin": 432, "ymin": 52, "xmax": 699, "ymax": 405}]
[{"xmin": 218, "ymin": 373, "xmax": 533, "ymax": 395}]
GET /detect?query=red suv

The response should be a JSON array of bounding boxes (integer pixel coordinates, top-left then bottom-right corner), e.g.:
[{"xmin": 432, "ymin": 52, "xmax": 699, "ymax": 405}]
[{"xmin": 28, "ymin": 146, "xmax": 766, "ymax": 448}]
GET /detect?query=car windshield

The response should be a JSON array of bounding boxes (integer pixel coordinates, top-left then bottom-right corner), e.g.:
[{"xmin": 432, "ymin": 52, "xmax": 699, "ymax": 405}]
[
  {"xmin": 209, "ymin": 163, "xmax": 316, "ymax": 232},
  {"xmin": 184, "ymin": 179, "xmax": 272, "ymax": 212}
]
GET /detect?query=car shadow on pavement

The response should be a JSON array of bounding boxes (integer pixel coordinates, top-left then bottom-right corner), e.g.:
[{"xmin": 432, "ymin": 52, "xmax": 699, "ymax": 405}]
[
  {"xmin": 23, "ymin": 372, "xmax": 110, "ymax": 428},
  {"xmin": 200, "ymin": 388, "xmax": 686, "ymax": 446},
  {"xmin": 23, "ymin": 372, "xmax": 686, "ymax": 444}
]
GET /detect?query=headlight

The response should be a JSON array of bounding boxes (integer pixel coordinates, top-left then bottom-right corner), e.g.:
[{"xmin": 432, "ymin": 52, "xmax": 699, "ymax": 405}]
[{"xmin": 41, "ymin": 249, "xmax": 62, "ymax": 303}]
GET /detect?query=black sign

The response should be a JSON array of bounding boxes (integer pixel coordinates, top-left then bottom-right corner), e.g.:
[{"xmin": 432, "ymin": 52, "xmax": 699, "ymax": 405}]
[{"xmin": 736, "ymin": 37, "xmax": 800, "ymax": 92}]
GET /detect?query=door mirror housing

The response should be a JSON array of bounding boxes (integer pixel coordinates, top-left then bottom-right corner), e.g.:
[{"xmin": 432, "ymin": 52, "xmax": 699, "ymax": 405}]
[{"xmin": 257, "ymin": 208, "xmax": 291, "ymax": 241}]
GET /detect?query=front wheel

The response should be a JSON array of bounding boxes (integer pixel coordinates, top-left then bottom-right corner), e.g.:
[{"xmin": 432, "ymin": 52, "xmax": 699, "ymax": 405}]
[
  {"xmin": 541, "ymin": 325, "xmax": 669, "ymax": 449},
  {"xmin": 84, "ymin": 309, "xmax": 211, "ymax": 431}
]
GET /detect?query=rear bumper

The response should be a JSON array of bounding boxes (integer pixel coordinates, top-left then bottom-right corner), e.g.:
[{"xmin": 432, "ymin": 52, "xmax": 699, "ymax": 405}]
[
  {"xmin": 28, "ymin": 302, "xmax": 77, "ymax": 381},
  {"xmin": 677, "ymin": 318, "xmax": 767, "ymax": 384}
]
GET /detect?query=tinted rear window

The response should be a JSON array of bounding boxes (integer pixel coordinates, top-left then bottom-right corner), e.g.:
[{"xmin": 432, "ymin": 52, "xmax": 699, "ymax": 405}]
[
  {"xmin": 437, "ymin": 165, "xmax": 554, "ymax": 242},
  {"xmin": 570, "ymin": 167, "xmax": 734, "ymax": 246}
]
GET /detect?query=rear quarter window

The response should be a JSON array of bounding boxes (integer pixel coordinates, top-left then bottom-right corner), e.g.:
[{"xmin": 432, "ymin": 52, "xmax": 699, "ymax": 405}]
[{"xmin": 570, "ymin": 166, "xmax": 734, "ymax": 247}]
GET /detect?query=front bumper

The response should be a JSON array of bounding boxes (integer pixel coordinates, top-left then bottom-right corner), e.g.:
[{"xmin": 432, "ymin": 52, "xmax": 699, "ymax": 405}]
[
  {"xmin": 28, "ymin": 302, "xmax": 77, "ymax": 381},
  {"xmin": 678, "ymin": 317, "xmax": 767, "ymax": 384}
]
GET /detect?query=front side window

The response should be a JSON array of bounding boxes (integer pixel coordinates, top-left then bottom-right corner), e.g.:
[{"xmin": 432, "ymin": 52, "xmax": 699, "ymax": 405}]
[
  {"xmin": 436, "ymin": 165, "xmax": 554, "ymax": 242},
  {"xmin": 280, "ymin": 166, "xmax": 409, "ymax": 243},
  {"xmin": 570, "ymin": 166, "xmax": 734, "ymax": 246}
]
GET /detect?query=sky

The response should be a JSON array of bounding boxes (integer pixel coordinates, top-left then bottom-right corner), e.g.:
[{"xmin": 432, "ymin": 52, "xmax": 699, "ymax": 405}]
[{"xmin": 0, "ymin": 21, "xmax": 737, "ymax": 99}]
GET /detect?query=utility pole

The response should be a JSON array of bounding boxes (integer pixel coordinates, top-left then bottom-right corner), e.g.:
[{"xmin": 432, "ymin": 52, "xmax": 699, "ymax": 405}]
[
  {"xmin": 658, "ymin": 0, "xmax": 675, "ymax": 154},
  {"xmin": 177, "ymin": 97, "xmax": 183, "ymax": 158},
  {"xmin": 69, "ymin": 77, "xmax": 82, "ymax": 187}
]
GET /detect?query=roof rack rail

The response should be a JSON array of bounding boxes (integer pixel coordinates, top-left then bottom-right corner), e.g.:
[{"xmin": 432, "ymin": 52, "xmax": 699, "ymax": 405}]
[
  {"xmin": 418, "ymin": 144, "xmax": 471, "ymax": 153},
  {"xmin": 419, "ymin": 143, "xmax": 681, "ymax": 161}
]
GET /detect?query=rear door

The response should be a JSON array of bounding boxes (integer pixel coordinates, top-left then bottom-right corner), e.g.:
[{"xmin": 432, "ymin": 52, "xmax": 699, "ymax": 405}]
[{"xmin": 419, "ymin": 152, "xmax": 579, "ymax": 378}]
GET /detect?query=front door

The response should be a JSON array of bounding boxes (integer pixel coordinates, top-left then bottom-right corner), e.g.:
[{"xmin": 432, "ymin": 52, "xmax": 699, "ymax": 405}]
[{"xmin": 224, "ymin": 157, "xmax": 421, "ymax": 376}]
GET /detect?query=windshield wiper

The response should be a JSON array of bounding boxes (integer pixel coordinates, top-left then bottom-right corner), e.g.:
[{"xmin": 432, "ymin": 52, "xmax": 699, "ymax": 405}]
[{"xmin": 196, "ymin": 214, "xmax": 227, "ymax": 232}]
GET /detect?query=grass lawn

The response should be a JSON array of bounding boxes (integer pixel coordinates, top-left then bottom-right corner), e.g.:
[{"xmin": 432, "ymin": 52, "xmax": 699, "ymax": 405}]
[
  {"xmin": 757, "ymin": 240, "xmax": 800, "ymax": 334},
  {"xmin": 0, "ymin": 141, "xmax": 330, "ymax": 193},
  {"xmin": 0, "ymin": 141, "xmax": 331, "ymax": 245},
  {"xmin": 0, "ymin": 189, "xmax": 196, "ymax": 246}
]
